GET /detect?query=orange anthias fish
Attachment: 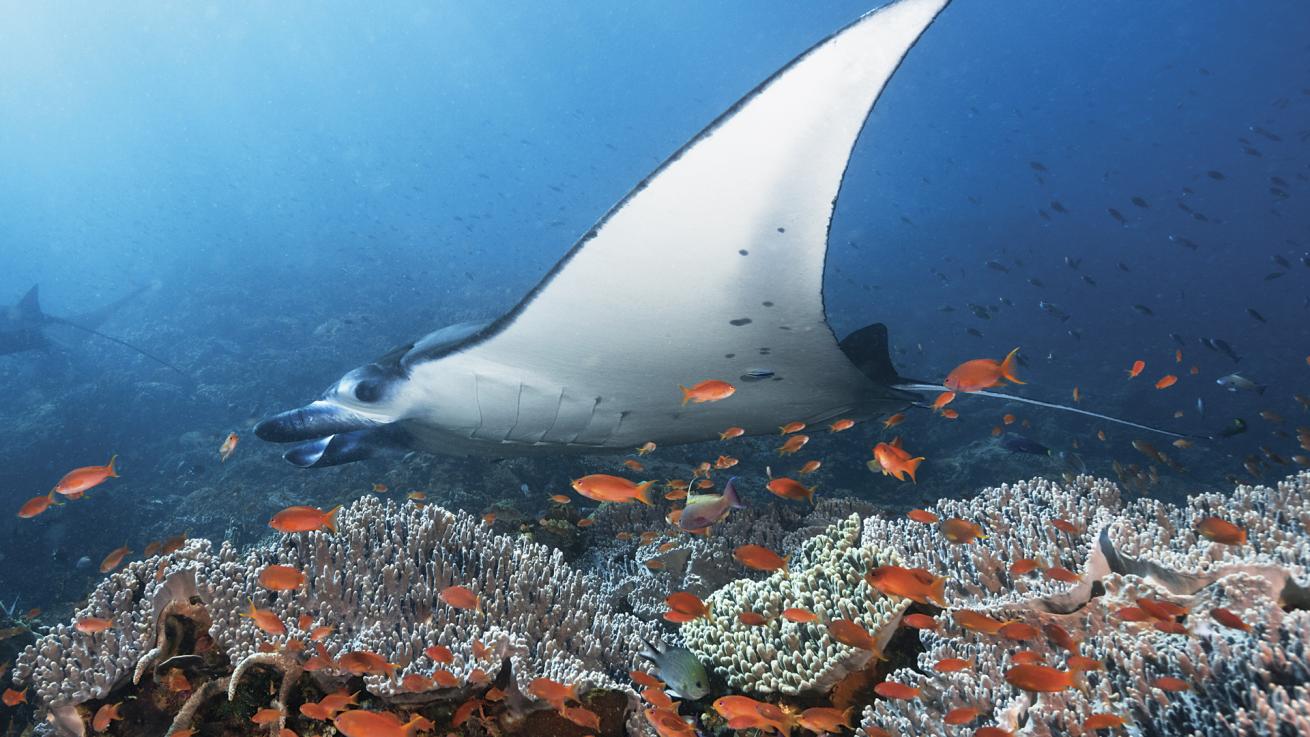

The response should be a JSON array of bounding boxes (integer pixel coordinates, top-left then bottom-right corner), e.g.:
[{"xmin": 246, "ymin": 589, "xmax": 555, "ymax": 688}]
[
  {"xmin": 940, "ymin": 518, "xmax": 985, "ymax": 544},
  {"xmin": 1210, "ymin": 607, "xmax": 1251, "ymax": 632},
  {"xmin": 333, "ymin": 711, "xmax": 429, "ymax": 737},
  {"xmin": 953, "ymin": 610, "xmax": 1007, "ymax": 635},
  {"xmin": 528, "ymin": 677, "xmax": 578, "ymax": 709},
  {"xmin": 665, "ymin": 592, "xmax": 709, "ymax": 619},
  {"xmin": 75, "ymin": 617, "xmax": 114, "ymax": 634},
  {"xmin": 2, "ymin": 688, "xmax": 27, "ymax": 707},
  {"xmin": 92, "ymin": 703, "xmax": 123, "ymax": 732},
  {"xmin": 636, "ymin": 441, "xmax": 657, "ymax": 455},
  {"xmin": 870, "ymin": 438, "xmax": 925, "ymax": 483},
  {"xmin": 1155, "ymin": 374, "xmax": 1178, "ymax": 390},
  {"xmin": 439, "ymin": 585, "xmax": 480, "ymax": 611},
  {"xmin": 570, "ymin": 474, "xmax": 654, "ymax": 505},
  {"xmin": 766, "ymin": 476, "xmax": 816, "ymax": 504},
  {"xmin": 252, "ymin": 708, "xmax": 284, "ymax": 725},
  {"xmin": 777, "ymin": 434, "xmax": 810, "ymax": 455},
  {"xmin": 679, "ymin": 380, "xmax": 735, "ymax": 405},
  {"xmin": 219, "ymin": 432, "xmax": 239, "ymax": 462},
  {"xmin": 1005, "ymin": 664, "xmax": 1080, "ymax": 692},
  {"xmin": 1196, "ymin": 516, "xmax": 1247, "ymax": 545},
  {"xmin": 864, "ymin": 565, "xmax": 948, "ymax": 607},
  {"xmin": 779, "ymin": 421, "xmax": 806, "ymax": 434},
  {"xmin": 872, "ymin": 681, "xmax": 919, "ymax": 700},
  {"xmin": 241, "ymin": 600, "xmax": 287, "ymax": 635},
  {"xmin": 797, "ymin": 707, "xmax": 853, "ymax": 734},
  {"xmin": 797, "ymin": 460, "xmax": 822, "ymax": 475},
  {"xmin": 782, "ymin": 607, "xmax": 818, "ymax": 623},
  {"xmin": 719, "ymin": 427, "xmax": 745, "ymax": 440},
  {"xmin": 931, "ymin": 391, "xmax": 956, "ymax": 413},
  {"xmin": 100, "ymin": 546, "xmax": 132, "ymax": 573},
  {"xmin": 829, "ymin": 418, "xmax": 855, "ymax": 432},
  {"xmin": 733, "ymin": 544, "xmax": 788, "ymax": 572},
  {"xmin": 337, "ymin": 652, "xmax": 398, "ymax": 677},
  {"xmin": 882, "ymin": 413, "xmax": 906, "ymax": 429},
  {"xmin": 17, "ymin": 491, "xmax": 56, "ymax": 519},
  {"xmin": 944, "ymin": 347, "xmax": 1023, "ymax": 392},
  {"xmin": 269, "ymin": 505, "xmax": 341, "ymax": 533},
  {"xmin": 55, "ymin": 455, "xmax": 118, "ymax": 497},
  {"xmin": 907, "ymin": 509, "xmax": 939, "ymax": 524},
  {"xmin": 1126, "ymin": 360, "xmax": 1145, "ymax": 378},
  {"xmin": 827, "ymin": 619, "xmax": 879, "ymax": 650},
  {"xmin": 258, "ymin": 565, "xmax": 307, "ymax": 591}
]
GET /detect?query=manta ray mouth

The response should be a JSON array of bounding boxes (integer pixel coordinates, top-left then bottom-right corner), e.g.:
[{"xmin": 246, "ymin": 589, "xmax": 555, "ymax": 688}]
[
  {"xmin": 254, "ymin": 400, "xmax": 383, "ymax": 443},
  {"xmin": 283, "ymin": 430, "xmax": 380, "ymax": 468}
]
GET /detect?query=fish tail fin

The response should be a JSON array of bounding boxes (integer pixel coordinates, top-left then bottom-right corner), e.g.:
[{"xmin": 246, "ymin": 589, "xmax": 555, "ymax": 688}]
[
  {"xmin": 634, "ymin": 482, "xmax": 654, "ymax": 506},
  {"xmin": 724, "ymin": 477, "xmax": 744, "ymax": 509},
  {"xmin": 1001, "ymin": 347, "xmax": 1024, "ymax": 384},
  {"xmin": 806, "ymin": 484, "xmax": 818, "ymax": 506},
  {"xmin": 678, "ymin": 386, "xmax": 692, "ymax": 406},
  {"xmin": 904, "ymin": 457, "xmax": 925, "ymax": 483},
  {"xmin": 929, "ymin": 577, "xmax": 948, "ymax": 608},
  {"xmin": 324, "ymin": 504, "xmax": 342, "ymax": 533},
  {"xmin": 106, "ymin": 454, "xmax": 119, "ymax": 477}
]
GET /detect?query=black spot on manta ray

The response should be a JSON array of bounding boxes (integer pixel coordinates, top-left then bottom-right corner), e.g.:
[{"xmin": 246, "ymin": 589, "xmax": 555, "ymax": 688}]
[
  {"xmin": 776, "ymin": 227, "xmax": 786, "ymax": 233},
  {"xmin": 724, "ymin": 353, "xmax": 735, "ymax": 359},
  {"xmin": 758, "ymin": 347, "xmax": 771, "ymax": 355},
  {"xmin": 729, "ymin": 318, "xmax": 752, "ymax": 326},
  {"xmin": 738, "ymin": 249, "xmax": 749, "ymax": 256},
  {"xmin": 762, "ymin": 301, "xmax": 774, "ymax": 307},
  {"xmin": 779, "ymin": 326, "xmax": 791, "ymax": 331}
]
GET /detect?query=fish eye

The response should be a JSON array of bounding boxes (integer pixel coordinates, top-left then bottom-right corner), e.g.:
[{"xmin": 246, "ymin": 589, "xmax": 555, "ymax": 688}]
[{"xmin": 353, "ymin": 379, "xmax": 382, "ymax": 403}]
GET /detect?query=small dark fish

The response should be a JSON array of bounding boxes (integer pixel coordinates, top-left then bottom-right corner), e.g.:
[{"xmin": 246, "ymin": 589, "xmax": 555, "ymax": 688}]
[
  {"xmin": 1169, "ymin": 235, "xmax": 1199, "ymax": 250},
  {"xmin": 1050, "ymin": 200, "xmax": 1068, "ymax": 214},
  {"xmin": 938, "ymin": 305, "xmax": 956, "ymax": 312},
  {"xmin": 1182, "ymin": 186, "xmax": 1195, "ymax": 195},
  {"xmin": 986, "ymin": 260, "xmax": 1009, "ymax": 273},
  {"xmin": 1064, "ymin": 256, "xmax": 1081, "ymax": 270},
  {"xmin": 1107, "ymin": 207, "xmax": 1127, "ymax": 225},
  {"xmin": 1216, "ymin": 418, "xmax": 1247, "ymax": 438},
  {"xmin": 1028, "ymin": 277, "xmax": 1045, "ymax": 287},
  {"xmin": 1178, "ymin": 201, "xmax": 1194, "ymax": 213},
  {"xmin": 998, "ymin": 296, "xmax": 1013, "ymax": 307},
  {"xmin": 1212, "ymin": 339, "xmax": 1241, "ymax": 363},
  {"xmin": 1264, "ymin": 272, "xmax": 1285, "ymax": 281},
  {"xmin": 1131, "ymin": 196, "xmax": 1150, "ymax": 208},
  {"xmin": 1067, "ymin": 328, "xmax": 1082, "ymax": 340},
  {"xmin": 1242, "ymin": 146, "xmax": 1262, "ymax": 157},
  {"xmin": 1192, "ymin": 211, "xmax": 1210, "ymax": 223},
  {"xmin": 1247, "ymin": 308, "xmax": 1266, "ymax": 323},
  {"xmin": 1132, "ymin": 304, "xmax": 1154, "ymax": 316},
  {"xmin": 1170, "ymin": 333, "xmax": 1186, "ymax": 347},
  {"xmin": 1039, "ymin": 210, "xmax": 1051, "ymax": 221},
  {"xmin": 1273, "ymin": 255, "xmax": 1291, "ymax": 269},
  {"xmin": 1271, "ymin": 176, "xmax": 1288, "ymax": 188},
  {"xmin": 1038, "ymin": 301, "xmax": 1070, "ymax": 322},
  {"xmin": 1118, "ymin": 262, "xmax": 1131, "ymax": 272},
  {"xmin": 966, "ymin": 327, "xmax": 984, "ymax": 338},
  {"xmin": 1029, "ymin": 161, "xmax": 1048, "ymax": 172},
  {"xmin": 1001, "ymin": 433, "xmax": 1050, "ymax": 455},
  {"xmin": 1206, "ymin": 170, "xmax": 1225, "ymax": 180},
  {"xmin": 968, "ymin": 304, "xmax": 991, "ymax": 320},
  {"xmin": 1081, "ymin": 275, "xmax": 1096, "ymax": 287},
  {"xmin": 1199, "ymin": 337, "xmax": 1218, "ymax": 353}
]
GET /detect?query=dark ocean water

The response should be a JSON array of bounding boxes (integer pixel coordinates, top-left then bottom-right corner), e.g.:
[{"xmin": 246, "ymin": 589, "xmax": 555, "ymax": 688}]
[{"xmin": 1, "ymin": 0, "xmax": 1308, "ymax": 615}]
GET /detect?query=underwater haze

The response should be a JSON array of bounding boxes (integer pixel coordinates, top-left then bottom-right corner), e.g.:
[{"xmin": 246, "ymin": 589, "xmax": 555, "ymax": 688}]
[{"xmin": 1, "ymin": 2, "xmax": 1310, "ymax": 732}]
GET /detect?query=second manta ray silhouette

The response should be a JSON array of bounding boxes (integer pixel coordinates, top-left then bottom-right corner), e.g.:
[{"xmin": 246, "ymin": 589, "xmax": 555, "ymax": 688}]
[{"xmin": 256, "ymin": 0, "xmax": 1195, "ymax": 469}]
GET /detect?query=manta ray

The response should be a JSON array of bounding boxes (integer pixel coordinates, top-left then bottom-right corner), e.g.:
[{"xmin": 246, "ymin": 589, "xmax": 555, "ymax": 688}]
[
  {"xmin": 1, "ymin": 284, "xmax": 186, "ymax": 375},
  {"xmin": 257, "ymin": 0, "xmax": 1191, "ymax": 468}
]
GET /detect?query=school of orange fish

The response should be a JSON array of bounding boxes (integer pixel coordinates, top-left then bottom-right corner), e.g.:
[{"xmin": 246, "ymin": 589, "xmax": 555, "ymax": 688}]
[{"xmin": 5, "ymin": 348, "xmax": 1285, "ymax": 736}]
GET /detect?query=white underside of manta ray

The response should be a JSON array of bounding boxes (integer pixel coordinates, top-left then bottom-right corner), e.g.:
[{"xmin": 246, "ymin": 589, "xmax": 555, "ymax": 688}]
[{"xmin": 255, "ymin": 0, "xmax": 1191, "ymax": 468}]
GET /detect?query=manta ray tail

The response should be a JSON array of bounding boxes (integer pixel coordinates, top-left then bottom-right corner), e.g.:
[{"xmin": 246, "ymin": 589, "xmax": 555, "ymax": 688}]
[
  {"xmin": 891, "ymin": 382, "xmax": 1205, "ymax": 441},
  {"xmin": 46, "ymin": 316, "xmax": 190, "ymax": 379}
]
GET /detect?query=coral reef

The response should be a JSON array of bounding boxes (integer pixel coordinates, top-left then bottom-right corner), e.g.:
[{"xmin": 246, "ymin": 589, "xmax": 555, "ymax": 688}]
[
  {"xmin": 681, "ymin": 514, "xmax": 908, "ymax": 695},
  {"xmin": 11, "ymin": 497, "xmax": 656, "ymax": 736}
]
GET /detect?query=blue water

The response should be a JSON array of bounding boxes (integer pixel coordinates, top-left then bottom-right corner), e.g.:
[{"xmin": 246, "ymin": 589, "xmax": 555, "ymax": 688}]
[{"xmin": 1, "ymin": 0, "xmax": 1307, "ymax": 610}]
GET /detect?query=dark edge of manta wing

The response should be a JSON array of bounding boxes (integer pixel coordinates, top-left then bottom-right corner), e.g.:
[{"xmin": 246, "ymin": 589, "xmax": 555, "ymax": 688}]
[{"xmin": 404, "ymin": 0, "xmax": 949, "ymax": 367}]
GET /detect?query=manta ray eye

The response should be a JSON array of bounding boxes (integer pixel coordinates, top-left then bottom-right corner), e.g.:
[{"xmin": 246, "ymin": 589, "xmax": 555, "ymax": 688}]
[{"xmin": 353, "ymin": 379, "xmax": 383, "ymax": 403}]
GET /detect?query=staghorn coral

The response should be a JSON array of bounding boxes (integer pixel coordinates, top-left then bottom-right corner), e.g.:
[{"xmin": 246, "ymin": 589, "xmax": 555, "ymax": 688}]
[
  {"xmin": 681, "ymin": 514, "xmax": 908, "ymax": 695},
  {"xmin": 12, "ymin": 497, "xmax": 657, "ymax": 736},
  {"xmin": 858, "ymin": 472, "xmax": 1310, "ymax": 737},
  {"xmin": 859, "ymin": 474, "xmax": 1123, "ymax": 612}
]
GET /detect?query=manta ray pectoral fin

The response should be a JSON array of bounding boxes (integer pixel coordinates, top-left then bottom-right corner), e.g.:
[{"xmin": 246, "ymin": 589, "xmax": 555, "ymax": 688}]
[
  {"xmin": 284, "ymin": 429, "xmax": 387, "ymax": 468},
  {"xmin": 254, "ymin": 400, "xmax": 385, "ymax": 443}
]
